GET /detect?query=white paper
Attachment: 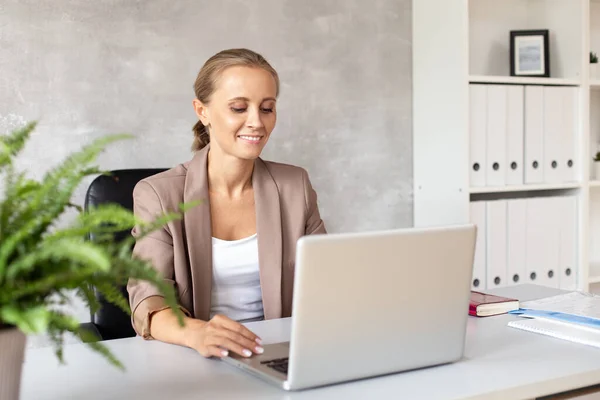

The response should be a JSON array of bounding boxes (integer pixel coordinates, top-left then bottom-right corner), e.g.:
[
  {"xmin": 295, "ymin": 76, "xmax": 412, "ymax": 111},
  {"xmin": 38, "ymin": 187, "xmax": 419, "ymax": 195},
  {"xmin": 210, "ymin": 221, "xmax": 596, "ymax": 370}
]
[{"xmin": 522, "ymin": 292, "xmax": 600, "ymax": 319}]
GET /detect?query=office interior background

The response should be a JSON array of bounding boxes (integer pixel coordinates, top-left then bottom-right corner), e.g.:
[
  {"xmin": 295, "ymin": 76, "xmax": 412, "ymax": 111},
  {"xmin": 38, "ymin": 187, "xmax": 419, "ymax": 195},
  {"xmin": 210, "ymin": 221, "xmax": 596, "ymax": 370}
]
[
  {"xmin": 3, "ymin": 0, "xmax": 600, "ymax": 350},
  {"xmin": 1, "ymin": 0, "xmax": 412, "ymax": 347}
]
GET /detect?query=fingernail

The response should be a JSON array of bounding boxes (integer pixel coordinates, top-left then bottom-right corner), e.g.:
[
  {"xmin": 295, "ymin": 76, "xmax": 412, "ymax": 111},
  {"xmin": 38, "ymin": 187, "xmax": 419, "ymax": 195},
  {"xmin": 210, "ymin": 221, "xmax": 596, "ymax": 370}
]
[
  {"xmin": 242, "ymin": 349, "xmax": 252, "ymax": 357},
  {"xmin": 255, "ymin": 346, "xmax": 264, "ymax": 354},
  {"xmin": 221, "ymin": 350, "xmax": 229, "ymax": 357},
  {"xmin": 255, "ymin": 337, "xmax": 262, "ymax": 345}
]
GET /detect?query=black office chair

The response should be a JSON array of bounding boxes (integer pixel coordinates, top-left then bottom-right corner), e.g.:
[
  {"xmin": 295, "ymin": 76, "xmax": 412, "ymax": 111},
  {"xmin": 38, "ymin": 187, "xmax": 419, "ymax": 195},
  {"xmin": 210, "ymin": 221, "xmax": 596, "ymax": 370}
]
[{"xmin": 79, "ymin": 168, "xmax": 167, "ymax": 341}]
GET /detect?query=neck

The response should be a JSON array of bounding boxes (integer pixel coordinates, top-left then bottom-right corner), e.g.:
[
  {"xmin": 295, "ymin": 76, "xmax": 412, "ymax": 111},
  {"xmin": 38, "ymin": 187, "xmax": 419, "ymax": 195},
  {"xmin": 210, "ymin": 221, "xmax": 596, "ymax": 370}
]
[{"xmin": 207, "ymin": 147, "xmax": 254, "ymax": 198}]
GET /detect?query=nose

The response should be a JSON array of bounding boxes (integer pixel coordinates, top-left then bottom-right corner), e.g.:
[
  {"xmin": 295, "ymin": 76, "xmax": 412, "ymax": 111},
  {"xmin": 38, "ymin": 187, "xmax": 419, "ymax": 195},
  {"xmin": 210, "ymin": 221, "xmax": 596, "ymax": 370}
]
[{"xmin": 246, "ymin": 107, "xmax": 265, "ymax": 130}]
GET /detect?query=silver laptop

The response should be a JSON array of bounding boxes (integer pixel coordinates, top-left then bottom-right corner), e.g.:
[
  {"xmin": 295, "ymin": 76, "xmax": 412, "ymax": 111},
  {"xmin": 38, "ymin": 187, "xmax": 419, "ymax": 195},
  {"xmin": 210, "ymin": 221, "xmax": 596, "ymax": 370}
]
[{"xmin": 222, "ymin": 223, "xmax": 476, "ymax": 391}]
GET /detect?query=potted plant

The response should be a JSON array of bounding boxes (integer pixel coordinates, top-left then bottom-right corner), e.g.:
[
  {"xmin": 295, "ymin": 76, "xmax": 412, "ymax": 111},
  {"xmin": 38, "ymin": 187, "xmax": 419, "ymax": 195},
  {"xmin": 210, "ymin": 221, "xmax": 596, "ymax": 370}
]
[
  {"xmin": 0, "ymin": 122, "xmax": 192, "ymax": 400},
  {"xmin": 594, "ymin": 151, "xmax": 600, "ymax": 181},
  {"xmin": 591, "ymin": 51, "xmax": 598, "ymax": 80}
]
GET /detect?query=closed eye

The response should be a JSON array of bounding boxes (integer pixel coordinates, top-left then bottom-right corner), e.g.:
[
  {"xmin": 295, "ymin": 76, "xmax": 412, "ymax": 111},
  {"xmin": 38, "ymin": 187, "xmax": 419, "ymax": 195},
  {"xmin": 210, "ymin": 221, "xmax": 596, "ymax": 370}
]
[{"xmin": 230, "ymin": 107, "xmax": 274, "ymax": 113}]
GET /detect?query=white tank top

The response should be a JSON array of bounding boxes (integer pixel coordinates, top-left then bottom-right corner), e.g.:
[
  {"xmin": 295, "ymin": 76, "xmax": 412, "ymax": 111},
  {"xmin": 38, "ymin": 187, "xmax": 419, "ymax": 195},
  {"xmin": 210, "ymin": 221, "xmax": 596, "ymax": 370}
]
[{"xmin": 209, "ymin": 233, "xmax": 264, "ymax": 322}]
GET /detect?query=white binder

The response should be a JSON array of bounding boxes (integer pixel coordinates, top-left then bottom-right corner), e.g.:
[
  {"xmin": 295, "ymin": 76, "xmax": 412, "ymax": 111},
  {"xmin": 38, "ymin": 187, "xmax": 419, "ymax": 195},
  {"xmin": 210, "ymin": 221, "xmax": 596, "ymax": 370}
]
[
  {"xmin": 469, "ymin": 84, "xmax": 487, "ymax": 187},
  {"xmin": 525, "ymin": 197, "xmax": 559, "ymax": 287},
  {"xmin": 506, "ymin": 199, "xmax": 527, "ymax": 287},
  {"xmin": 506, "ymin": 85, "xmax": 524, "ymax": 186},
  {"xmin": 543, "ymin": 87, "xmax": 563, "ymax": 184},
  {"xmin": 558, "ymin": 196, "xmax": 578, "ymax": 290},
  {"xmin": 469, "ymin": 201, "xmax": 487, "ymax": 290},
  {"xmin": 537, "ymin": 197, "xmax": 561, "ymax": 288},
  {"xmin": 486, "ymin": 85, "xmax": 507, "ymax": 187},
  {"xmin": 560, "ymin": 87, "xmax": 578, "ymax": 182},
  {"xmin": 524, "ymin": 86, "xmax": 545, "ymax": 184},
  {"xmin": 486, "ymin": 200, "xmax": 507, "ymax": 288}
]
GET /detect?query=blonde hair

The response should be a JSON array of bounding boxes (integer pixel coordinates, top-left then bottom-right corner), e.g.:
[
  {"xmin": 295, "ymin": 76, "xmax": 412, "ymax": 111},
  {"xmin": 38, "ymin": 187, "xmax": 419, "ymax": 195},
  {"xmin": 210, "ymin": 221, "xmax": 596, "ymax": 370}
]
[{"xmin": 191, "ymin": 48, "xmax": 280, "ymax": 151}]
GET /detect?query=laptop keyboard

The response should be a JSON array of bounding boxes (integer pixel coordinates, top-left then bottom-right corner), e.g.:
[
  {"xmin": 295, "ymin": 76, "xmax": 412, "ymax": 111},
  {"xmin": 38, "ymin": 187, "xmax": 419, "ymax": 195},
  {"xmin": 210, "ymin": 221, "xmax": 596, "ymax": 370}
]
[{"xmin": 260, "ymin": 357, "xmax": 289, "ymax": 374}]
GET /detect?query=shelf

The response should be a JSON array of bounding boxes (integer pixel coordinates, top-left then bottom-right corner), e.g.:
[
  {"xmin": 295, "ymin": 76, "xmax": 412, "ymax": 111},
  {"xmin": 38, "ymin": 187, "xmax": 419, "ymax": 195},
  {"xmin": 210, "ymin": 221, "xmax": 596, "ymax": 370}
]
[
  {"xmin": 469, "ymin": 75, "xmax": 581, "ymax": 86},
  {"xmin": 591, "ymin": 81, "xmax": 600, "ymax": 89},
  {"xmin": 590, "ymin": 181, "xmax": 600, "ymax": 188},
  {"xmin": 590, "ymin": 276, "xmax": 600, "ymax": 284},
  {"xmin": 469, "ymin": 182, "xmax": 581, "ymax": 194},
  {"xmin": 590, "ymin": 263, "xmax": 600, "ymax": 284}
]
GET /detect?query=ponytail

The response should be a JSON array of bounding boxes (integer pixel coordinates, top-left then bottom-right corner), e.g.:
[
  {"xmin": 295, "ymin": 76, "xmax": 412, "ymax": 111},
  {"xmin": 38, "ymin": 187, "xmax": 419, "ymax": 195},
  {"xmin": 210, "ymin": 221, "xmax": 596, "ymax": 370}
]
[{"xmin": 191, "ymin": 120, "xmax": 210, "ymax": 151}]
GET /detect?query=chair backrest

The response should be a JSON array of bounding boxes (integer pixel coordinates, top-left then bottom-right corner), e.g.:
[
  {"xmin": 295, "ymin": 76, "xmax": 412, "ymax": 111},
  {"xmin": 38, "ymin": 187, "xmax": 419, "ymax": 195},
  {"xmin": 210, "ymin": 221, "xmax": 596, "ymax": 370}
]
[{"xmin": 84, "ymin": 168, "xmax": 167, "ymax": 340}]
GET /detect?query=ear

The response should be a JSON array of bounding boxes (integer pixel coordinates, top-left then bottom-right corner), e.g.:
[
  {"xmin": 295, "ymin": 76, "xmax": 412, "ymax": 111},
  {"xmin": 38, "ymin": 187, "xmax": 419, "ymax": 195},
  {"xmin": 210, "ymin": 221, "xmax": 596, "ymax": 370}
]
[{"xmin": 192, "ymin": 98, "xmax": 210, "ymax": 127}]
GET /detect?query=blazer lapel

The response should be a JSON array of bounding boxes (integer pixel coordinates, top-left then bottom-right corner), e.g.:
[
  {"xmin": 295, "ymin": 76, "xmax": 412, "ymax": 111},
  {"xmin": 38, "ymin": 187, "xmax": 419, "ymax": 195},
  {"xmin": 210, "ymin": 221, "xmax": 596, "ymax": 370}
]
[
  {"xmin": 183, "ymin": 145, "xmax": 213, "ymax": 321},
  {"xmin": 182, "ymin": 147, "xmax": 283, "ymax": 321},
  {"xmin": 253, "ymin": 159, "xmax": 283, "ymax": 319}
]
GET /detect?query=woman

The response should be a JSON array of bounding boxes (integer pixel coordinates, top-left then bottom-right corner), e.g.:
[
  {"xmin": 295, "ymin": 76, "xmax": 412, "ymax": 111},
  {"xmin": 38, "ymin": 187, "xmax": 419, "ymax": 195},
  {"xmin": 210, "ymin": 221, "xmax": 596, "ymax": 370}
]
[{"xmin": 127, "ymin": 48, "xmax": 326, "ymax": 360}]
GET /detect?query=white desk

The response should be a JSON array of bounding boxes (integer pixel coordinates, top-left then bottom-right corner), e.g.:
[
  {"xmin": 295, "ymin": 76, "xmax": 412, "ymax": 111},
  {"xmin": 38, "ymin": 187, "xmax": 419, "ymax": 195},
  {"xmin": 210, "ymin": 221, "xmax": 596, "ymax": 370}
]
[{"xmin": 20, "ymin": 285, "xmax": 600, "ymax": 400}]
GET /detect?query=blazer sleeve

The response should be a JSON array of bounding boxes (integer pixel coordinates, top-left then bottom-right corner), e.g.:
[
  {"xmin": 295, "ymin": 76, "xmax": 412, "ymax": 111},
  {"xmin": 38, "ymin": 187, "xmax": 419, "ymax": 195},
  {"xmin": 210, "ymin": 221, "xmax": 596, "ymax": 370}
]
[
  {"xmin": 302, "ymin": 169, "xmax": 327, "ymax": 235},
  {"xmin": 127, "ymin": 181, "xmax": 190, "ymax": 339}
]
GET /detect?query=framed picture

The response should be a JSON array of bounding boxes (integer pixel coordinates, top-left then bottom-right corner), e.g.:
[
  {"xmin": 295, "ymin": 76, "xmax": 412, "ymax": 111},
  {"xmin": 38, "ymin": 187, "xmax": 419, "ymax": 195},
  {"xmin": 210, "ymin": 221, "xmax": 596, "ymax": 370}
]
[{"xmin": 510, "ymin": 30, "xmax": 550, "ymax": 77}]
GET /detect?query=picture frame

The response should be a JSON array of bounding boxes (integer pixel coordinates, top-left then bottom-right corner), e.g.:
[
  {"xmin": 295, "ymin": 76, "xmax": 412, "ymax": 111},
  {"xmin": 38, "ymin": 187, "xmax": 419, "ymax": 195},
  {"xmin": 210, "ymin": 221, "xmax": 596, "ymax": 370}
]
[{"xmin": 510, "ymin": 30, "xmax": 550, "ymax": 77}]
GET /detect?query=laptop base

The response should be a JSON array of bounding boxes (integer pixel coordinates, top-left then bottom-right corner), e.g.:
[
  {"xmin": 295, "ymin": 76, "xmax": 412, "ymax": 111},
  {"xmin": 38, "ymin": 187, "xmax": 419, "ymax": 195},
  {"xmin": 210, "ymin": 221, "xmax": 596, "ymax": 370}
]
[{"xmin": 222, "ymin": 342, "xmax": 291, "ymax": 390}]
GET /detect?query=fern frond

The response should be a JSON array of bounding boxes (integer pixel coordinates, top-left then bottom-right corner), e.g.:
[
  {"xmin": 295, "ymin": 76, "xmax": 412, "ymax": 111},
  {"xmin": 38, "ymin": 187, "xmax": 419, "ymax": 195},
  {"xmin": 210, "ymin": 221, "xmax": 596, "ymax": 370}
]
[
  {"xmin": 117, "ymin": 201, "xmax": 201, "ymax": 252},
  {"xmin": 0, "ymin": 304, "xmax": 50, "ymax": 334},
  {"xmin": 6, "ymin": 239, "xmax": 110, "ymax": 282},
  {"xmin": 80, "ymin": 334, "xmax": 124, "ymax": 369},
  {"xmin": 48, "ymin": 203, "xmax": 138, "ymax": 242},
  {"xmin": 0, "ymin": 134, "xmax": 131, "ymax": 281},
  {"xmin": 92, "ymin": 280, "xmax": 130, "ymax": 315},
  {"xmin": 44, "ymin": 310, "xmax": 122, "ymax": 368},
  {"xmin": 76, "ymin": 283, "xmax": 101, "ymax": 316},
  {"xmin": 0, "ymin": 121, "xmax": 37, "ymax": 168},
  {"xmin": 4, "ymin": 267, "xmax": 98, "ymax": 302},
  {"xmin": 47, "ymin": 324, "xmax": 65, "ymax": 363},
  {"xmin": 107, "ymin": 255, "xmax": 185, "ymax": 326},
  {"xmin": 0, "ymin": 166, "xmax": 39, "ymax": 241},
  {"xmin": 66, "ymin": 202, "xmax": 83, "ymax": 213},
  {"xmin": 0, "ymin": 123, "xmax": 198, "ymax": 372}
]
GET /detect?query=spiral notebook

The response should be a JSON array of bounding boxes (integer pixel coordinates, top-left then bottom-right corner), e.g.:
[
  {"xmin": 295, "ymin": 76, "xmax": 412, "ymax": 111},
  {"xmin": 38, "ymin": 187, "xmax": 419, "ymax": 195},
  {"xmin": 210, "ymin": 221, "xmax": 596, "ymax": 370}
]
[
  {"xmin": 507, "ymin": 291, "xmax": 600, "ymax": 349},
  {"xmin": 508, "ymin": 318, "xmax": 600, "ymax": 349}
]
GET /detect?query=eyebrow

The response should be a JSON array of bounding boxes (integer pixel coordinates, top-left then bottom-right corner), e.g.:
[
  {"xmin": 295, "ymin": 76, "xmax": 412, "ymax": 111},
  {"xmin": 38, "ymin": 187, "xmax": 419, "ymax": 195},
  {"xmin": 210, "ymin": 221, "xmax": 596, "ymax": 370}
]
[{"xmin": 228, "ymin": 97, "xmax": 277, "ymax": 102}]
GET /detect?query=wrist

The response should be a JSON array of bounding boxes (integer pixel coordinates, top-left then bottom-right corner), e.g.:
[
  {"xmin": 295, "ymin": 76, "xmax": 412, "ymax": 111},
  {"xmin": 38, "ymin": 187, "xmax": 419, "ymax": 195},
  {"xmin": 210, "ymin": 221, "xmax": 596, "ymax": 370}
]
[{"xmin": 181, "ymin": 317, "xmax": 206, "ymax": 348}]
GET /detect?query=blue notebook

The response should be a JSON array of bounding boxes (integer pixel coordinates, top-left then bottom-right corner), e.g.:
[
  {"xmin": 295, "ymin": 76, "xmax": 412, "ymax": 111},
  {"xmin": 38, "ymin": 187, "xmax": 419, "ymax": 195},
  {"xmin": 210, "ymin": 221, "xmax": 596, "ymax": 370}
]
[
  {"xmin": 509, "ymin": 308, "xmax": 600, "ymax": 330},
  {"xmin": 507, "ymin": 292, "xmax": 600, "ymax": 348}
]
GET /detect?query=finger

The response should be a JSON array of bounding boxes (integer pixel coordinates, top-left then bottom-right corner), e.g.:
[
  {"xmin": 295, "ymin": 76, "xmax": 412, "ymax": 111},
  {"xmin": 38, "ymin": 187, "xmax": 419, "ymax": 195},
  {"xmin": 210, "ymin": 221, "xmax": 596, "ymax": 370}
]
[
  {"xmin": 198, "ymin": 346, "xmax": 229, "ymax": 358},
  {"xmin": 213, "ymin": 327, "xmax": 264, "ymax": 355},
  {"xmin": 213, "ymin": 314, "xmax": 262, "ymax": 344},
  {"xmin": 205, "ymin": 335, "xmax": 257, "ymax": 358}
]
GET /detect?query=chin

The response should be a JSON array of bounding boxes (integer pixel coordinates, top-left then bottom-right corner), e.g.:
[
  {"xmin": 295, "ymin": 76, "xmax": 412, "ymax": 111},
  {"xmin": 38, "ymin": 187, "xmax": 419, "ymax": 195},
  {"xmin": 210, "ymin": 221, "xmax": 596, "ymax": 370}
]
[
  {"xmin": 235, "ymin": 141, "xmax": 268, "ymax": 160},
  {"xmin": 240, "ymin": 149, "xmax": 264, "ymax": 161},
  {"xmin": 227, "ymin": 146, "xmax": 264, "ymax": 161}
]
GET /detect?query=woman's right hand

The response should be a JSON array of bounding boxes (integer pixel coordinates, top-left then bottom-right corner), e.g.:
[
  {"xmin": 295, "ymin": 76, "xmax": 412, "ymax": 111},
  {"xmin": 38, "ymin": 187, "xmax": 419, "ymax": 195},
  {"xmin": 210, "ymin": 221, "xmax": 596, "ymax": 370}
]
[{"xmin": 184, "ymin": 314, "xmax": 264, "ymax": 359}]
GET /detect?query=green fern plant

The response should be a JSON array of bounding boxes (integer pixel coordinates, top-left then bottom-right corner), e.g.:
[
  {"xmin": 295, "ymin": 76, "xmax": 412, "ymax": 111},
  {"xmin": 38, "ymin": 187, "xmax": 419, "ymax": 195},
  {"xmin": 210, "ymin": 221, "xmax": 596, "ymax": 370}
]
[
  {"xmin": 0, "ymin": 122, "xmax": 195, "ymax": 369},
  {"xmin": 591, "ymin": 52, "xmax": 599, "ymax": 64}
]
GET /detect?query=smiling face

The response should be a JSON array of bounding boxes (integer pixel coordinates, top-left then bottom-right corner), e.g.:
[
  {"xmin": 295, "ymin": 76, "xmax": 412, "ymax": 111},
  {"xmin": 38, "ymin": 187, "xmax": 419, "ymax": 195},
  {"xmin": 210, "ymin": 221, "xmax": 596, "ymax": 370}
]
[{"xmin": 193, "ymin": 66, "xmax": 277, "ymax": 161}]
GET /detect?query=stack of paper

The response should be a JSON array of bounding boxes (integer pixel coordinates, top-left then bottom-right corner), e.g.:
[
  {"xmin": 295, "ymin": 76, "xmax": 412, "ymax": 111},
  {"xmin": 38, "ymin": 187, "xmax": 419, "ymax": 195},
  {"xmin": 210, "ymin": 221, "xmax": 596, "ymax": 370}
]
[{"xmin": 507, "ymin": 292, "xmax": 600, "ymax": 349}]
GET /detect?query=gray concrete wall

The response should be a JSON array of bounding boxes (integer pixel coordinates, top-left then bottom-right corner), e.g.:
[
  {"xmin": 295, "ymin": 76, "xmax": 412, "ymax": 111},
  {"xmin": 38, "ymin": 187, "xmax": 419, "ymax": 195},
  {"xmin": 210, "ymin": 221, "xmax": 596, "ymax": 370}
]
[{"xmin": 0, "ymin": 0, "xmax": 413, "ymax": 345}]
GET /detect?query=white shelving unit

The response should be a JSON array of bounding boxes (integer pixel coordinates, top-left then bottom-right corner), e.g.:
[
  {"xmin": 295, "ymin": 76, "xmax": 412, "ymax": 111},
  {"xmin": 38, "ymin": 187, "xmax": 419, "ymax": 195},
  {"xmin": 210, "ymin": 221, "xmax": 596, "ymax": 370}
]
[
  {"xmin": 469, "ymin": 183, "xmax": 581, "ymax": 194},
  {"xmin": 589, "ymin": 0, "xmax": 600, "ymax": 285},
  {"xmin": 413, "ymin": 0, "xmax": 600, "ymax": 292},
  {"xmin": 469, "ymin": 0, "xmax": 591, "ymax": 292},
  {"xmin": 469, "ymin": 75, "xmax": 580, "ymax": 86}
]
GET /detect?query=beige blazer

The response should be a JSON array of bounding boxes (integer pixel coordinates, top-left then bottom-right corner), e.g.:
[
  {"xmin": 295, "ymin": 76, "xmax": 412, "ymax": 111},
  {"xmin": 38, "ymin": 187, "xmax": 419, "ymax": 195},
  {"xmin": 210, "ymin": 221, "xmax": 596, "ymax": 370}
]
[{"xmin": 127, "ymin": 144, "xmax": 326, "ymax": 338}]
